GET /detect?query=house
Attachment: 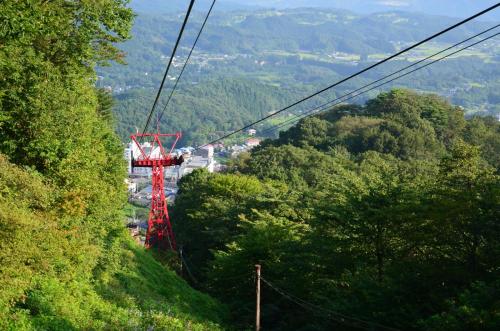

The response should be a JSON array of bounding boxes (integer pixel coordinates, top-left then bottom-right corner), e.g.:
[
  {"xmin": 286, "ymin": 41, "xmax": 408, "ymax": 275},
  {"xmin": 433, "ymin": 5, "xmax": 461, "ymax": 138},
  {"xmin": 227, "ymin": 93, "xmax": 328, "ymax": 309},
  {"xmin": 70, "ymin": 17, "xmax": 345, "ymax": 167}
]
[
  {"xmin": 181, "ymin": 155, "xmax": 215, "ymax": 175},
  {"xmin": 246, "ymin": 138, "xmax": 261, "ymax": 148}
]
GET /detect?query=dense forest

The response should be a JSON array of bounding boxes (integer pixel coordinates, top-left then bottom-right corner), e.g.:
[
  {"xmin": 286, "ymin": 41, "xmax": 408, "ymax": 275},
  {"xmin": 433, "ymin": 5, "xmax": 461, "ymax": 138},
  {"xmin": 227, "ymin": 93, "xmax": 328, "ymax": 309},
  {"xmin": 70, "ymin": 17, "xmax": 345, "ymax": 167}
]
[
  {"xmin": 172, "ymin": 89, "xmax": 500, "ymax": 330},
  {"xmin": 113, "ymin": 78, "xmax": 306, "ymax": 144},
  {"xmin": 0, "ymin": 1, "xmax": 225, "ymax": 329}
]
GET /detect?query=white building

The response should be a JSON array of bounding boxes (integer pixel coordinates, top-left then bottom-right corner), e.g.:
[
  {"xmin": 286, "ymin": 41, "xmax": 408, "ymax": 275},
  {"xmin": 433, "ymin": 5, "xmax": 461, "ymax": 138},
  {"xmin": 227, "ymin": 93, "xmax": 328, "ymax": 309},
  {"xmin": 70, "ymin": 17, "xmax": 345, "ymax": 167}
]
[
  {"xmin": 179, "ymin": 145, "xmax": 215, "ymax": 176},
  {"xmin": 124, "ymin": 145, "xmax": 133, "ymax": 174},
  {"xmin": 124, "ymin": 179, "xmax": 137, "ymax": 193},
  {"xmin": 124, "ymin": 141, "xmax": 160, "ymax": 176},
  {"xmin": 181, "ymin": 155, "xmax": 215, "ymax": 176}
]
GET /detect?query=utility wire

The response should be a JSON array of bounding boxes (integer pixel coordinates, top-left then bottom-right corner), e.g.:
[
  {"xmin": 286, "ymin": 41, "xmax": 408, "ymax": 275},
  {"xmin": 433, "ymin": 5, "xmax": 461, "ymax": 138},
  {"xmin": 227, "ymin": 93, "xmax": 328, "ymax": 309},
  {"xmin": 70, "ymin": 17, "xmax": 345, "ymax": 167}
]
[
  {"xmin": 260, "ymin": 28, "xmax": 500, "ymax": 136},
  {"xmin": 141, "ymin": 0, "xmax": 196, "ymax": 140},
  {"xmin": 196, "ymin": 3, "xmax": 499, "ymax": 149},
  {"xmin": 157, "ymin": 0, "xmax": 218, "ymax": 125},
  {"xmin": 180, "ymin": 251, "xmax": 199, "ymax": 284},
  {"xmin": 261, "ymin": 276, "xmax": 401, "ymax": 331}
]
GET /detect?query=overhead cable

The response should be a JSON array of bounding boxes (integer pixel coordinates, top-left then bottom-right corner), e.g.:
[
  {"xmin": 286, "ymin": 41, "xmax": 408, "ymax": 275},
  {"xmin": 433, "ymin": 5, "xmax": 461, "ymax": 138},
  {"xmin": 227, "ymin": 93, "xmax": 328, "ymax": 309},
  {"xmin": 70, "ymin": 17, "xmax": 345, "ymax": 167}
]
[
  {"xmin": 157, "ymin": 0, "xmax": 218, "ymax": 124},
  {"xmin": 261, "ymin": 276, "xmax": 401, "ymax": 331},
  {"xmin": 260, "ymin": 28, "xmax": 500, "ymax": 136},
  {"xmin": 141, "ymin": 0, "xmax": 196, "ymax": 139},
  {"xmin": 196, "ymin": 3, "xmax": 499, "ymax": 149}
]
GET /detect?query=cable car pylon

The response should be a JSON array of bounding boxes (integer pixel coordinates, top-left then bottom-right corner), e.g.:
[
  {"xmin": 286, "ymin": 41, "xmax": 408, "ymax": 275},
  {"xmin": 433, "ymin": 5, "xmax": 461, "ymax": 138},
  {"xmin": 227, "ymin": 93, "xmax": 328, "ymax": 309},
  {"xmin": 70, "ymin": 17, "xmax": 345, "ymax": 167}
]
[{"xmin": 131, "ymin": 132, "xmax": 184, "ymax": 250}]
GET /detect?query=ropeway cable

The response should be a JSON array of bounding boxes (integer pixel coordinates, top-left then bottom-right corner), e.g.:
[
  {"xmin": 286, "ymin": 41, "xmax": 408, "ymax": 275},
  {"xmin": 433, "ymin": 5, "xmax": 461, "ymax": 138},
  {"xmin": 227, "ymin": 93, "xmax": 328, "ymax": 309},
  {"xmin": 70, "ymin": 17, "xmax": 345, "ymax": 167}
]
[
  {"xmin": 157, "ymin": 0, "xmax": 218, "ymax": 125},
  {"xmin": 195, "ymin": 3, "xmax": 499, "ymax": 149},
  {"xmin": 140, "ymin": 0, "xmax": 196, "ymax": 140},
  {"xmin": 259, "ymin": 28, "xmax": 500, "ymax": 136}
]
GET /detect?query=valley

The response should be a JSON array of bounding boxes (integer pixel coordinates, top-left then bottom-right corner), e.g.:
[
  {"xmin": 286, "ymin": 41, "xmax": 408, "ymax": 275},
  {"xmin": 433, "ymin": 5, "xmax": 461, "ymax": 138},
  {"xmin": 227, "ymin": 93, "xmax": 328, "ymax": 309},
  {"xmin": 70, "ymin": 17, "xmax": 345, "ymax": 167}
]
[{"xmin": 100, "ymin": 8, "xmax": 500, "ymax": 146}]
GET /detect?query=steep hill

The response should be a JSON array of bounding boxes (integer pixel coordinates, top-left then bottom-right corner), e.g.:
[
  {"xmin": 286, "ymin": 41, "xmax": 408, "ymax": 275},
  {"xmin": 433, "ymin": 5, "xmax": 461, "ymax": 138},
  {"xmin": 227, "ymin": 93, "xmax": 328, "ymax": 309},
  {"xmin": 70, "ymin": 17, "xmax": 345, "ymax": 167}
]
[
  {"xmin": 0, "ymin": 1, "xmax": 227, "ymax": 329},
  {"xmin": 0, "ymin": 154, "xmax": 227, "ymax": 330}
]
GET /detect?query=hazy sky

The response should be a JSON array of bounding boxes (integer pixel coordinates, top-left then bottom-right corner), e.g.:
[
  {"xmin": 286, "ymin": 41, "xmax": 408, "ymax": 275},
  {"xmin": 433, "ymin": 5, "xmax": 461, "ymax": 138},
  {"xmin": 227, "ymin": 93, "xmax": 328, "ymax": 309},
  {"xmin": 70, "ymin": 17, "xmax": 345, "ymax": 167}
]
[{"xmin": 221, "ymin": 0, "xmax": 500, "ymax": 20}]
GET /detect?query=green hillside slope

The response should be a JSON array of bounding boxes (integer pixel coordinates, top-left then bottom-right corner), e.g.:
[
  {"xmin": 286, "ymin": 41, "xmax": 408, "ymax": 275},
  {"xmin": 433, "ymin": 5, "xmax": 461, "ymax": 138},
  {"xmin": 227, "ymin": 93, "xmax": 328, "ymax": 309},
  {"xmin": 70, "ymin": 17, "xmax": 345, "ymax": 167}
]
[
  {"xmin": 113, "ymin": 78, "xmax": 314, "ymax": 144},
  {"xmin": 0, "ymin": 2, "xmax": 227, "ymax": 330},
  {"xmin": 0, "ymin": 155, "xmax": 226, "ymax": 330}
]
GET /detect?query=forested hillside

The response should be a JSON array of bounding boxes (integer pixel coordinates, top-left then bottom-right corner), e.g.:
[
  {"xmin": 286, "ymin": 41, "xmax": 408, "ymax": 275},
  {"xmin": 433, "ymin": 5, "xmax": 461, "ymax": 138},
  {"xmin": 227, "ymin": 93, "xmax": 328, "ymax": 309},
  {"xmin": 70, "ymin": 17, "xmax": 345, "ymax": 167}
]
[
  {"xmin": 113, "ymin": 78, "xmax": 328, "ymax": 144},
  {"xmin": 0, "ymin": 2, "xmax": 226, "ymax": 329},
  {"xmin": 172, "ymin": 90, "xmax": 500, "ymax": 330},
  {"xmin": 102, "ymin": 8, "xmax": 499, "ymax": 145}
]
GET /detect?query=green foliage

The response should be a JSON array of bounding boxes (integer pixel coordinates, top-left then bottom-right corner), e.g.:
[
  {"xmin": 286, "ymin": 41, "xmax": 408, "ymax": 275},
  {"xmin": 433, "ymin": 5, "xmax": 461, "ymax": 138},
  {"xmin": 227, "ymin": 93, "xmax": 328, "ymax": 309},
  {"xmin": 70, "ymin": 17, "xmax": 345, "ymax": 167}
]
[
  {"xmin": 429, "ymin": 141, "xmax": 500, "ymax": 276},
  {"xmin": 422, "ymin": 280, "xmax": 500, "ymax": 331},
  {"xmin": 209, "ymin": 212, "xmax": 311, "ymax": 329},
  {"xmin": 365, "ymin": 89, "xmax": 466, "ymax": 146},
  {"xmin": 272, "ymin": 90, "xmax": 478, "ymax": 161},
  {"xmin": 96, "ymin": 88, "xmax": 116, "ymax": 125},
  {"xmin": 0, "ymin": 155, "xmax": 226, "ymax": 330},
  {"xmin": 174, "ymin": 91, "xmax": 500, "ymax": 330},
  {"xmin": 0, "ymin": 2, "xmax": 227, "ymax": 330},
  {"xmin": 172, "ymin": 169, "xmax": 300, "ymax": 276},
  {"xmin": 463, "ymin": 116, "xmax": 500, "ymax": 169},
  {"xmin": 0, "ymin": 0, "xmax": 133, "ymax": 67},
  {"xmin": 239, "ymin": 144, "xmax": 355, "ymax": 189}
]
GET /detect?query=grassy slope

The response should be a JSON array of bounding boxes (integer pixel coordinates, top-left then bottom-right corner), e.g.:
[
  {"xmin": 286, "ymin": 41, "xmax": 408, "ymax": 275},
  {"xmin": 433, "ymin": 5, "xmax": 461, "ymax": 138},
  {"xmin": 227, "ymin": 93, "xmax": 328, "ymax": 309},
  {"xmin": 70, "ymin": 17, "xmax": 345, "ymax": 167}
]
[
  {"xmin": 0, "ymin": 155, "xmax": 227, "ymax": 330},
  {"xmin": 94, "ymin": 236, "xmax": 228, "ymax": 330}
]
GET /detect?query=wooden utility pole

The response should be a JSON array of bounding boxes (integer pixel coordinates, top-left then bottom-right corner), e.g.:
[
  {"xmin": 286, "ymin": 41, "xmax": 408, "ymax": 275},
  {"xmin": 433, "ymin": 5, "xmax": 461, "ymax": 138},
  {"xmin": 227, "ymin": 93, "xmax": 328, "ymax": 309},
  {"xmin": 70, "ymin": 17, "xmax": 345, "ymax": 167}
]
[{"xmin": 255, "ymin": 264, "xmax": 261, "ymax": 331}]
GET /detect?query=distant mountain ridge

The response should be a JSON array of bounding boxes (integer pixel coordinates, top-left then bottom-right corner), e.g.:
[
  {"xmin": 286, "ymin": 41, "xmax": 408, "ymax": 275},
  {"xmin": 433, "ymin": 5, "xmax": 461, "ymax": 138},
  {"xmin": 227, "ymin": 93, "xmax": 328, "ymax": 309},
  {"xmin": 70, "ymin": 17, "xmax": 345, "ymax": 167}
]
[
  {"xmin": 118, "ymin": 8, "xmax": 493, "ymax": 61},
  {"xmin": 224, "ymin": 0, "xmax": 499, "ymax": 20},
  {"xmin": 130, "ymin": 0, "xmax": 500, "ymax": 20}
]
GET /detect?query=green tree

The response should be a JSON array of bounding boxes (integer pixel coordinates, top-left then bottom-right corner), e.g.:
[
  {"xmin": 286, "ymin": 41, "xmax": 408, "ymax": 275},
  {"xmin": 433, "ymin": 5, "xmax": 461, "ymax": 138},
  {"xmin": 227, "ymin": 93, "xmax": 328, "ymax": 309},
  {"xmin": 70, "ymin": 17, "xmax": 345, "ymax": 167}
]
[
  {"xmin": 172, "ymin": 169, "xmax": 306, "ymax": 280},
  {"xmin": 208, "ymin": 212, "xmax": 311, "ymax": 329},
  {"xmin": 463, "ymin": 116, "xmax": 500, "ymax": 170},
  {"xmin": 429, "ymin": 141, "xmax": 500, "ymax": 277}
]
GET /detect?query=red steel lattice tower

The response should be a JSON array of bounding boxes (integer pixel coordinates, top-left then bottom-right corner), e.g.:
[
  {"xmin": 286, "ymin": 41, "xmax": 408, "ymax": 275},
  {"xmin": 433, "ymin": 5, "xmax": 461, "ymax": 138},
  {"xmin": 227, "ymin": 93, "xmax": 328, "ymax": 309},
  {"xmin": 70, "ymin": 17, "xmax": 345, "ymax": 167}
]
[{"xmin": 130, "ymin": 133, "xmax": 184, "ymax": 250}]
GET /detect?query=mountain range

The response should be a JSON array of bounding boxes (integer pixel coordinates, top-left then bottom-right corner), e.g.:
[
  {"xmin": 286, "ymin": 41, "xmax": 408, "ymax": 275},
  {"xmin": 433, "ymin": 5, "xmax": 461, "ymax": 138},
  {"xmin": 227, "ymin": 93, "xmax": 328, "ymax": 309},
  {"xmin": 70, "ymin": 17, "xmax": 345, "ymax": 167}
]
[{"xmin": 130, "ymin": 0, "xmax": 500, "ymax": 20}]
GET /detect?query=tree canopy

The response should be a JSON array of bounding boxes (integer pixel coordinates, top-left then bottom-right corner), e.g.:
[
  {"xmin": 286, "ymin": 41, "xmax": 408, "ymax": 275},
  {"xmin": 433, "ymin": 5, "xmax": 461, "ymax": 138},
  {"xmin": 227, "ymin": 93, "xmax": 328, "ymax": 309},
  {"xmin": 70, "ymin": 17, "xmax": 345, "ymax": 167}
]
[{"xmin": 173, "ymin": 90, "xmax": 500, "ymax": 330}]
